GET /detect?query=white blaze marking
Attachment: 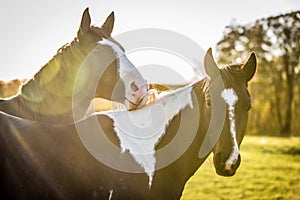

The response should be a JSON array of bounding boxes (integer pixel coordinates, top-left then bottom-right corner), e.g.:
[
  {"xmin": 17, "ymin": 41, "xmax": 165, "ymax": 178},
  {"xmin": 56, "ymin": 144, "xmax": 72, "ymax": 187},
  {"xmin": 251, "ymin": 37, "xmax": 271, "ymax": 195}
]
[
  {"xmin": 99, "ymin": 39, "xmax": 147, "ymax": 107},
  {"xmin": 221, "ymin": 88, "xmax": 239, "ymax": 167},
  {"xmin": 97, "ymin": 85, "xmax": 193, "ymax": 187},
  {"xmin": 99, "ymin": 39, "xmax": 135, "ymax": 78},
  {"xmin": 108, "ymin": 189, "xmax": 113, "ymax": 200}
]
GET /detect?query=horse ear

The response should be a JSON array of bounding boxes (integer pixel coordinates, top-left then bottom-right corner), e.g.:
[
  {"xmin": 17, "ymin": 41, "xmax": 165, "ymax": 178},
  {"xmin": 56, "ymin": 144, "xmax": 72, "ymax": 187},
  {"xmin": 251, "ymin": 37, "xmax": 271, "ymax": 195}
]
[
  {"xmin": 80, "ymin": 8, "xmax": 91, "ymax": 32},
  {"xmin": 204, "ymin": 48, "xmax": 220, "ymax": 79},
  {"xmin": 101, "ymin": 12, "xmax": 115, "ymax": 35},
  {"xmin": 242, "ymin": 52, "xmax": 257, "ymax": 82}
]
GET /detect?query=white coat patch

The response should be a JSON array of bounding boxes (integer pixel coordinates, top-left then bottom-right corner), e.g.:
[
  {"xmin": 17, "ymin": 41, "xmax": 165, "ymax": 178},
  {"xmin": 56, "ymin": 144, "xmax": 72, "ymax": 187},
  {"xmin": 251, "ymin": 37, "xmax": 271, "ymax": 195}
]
[
  {"xmin": 97, "ymin": 85, "xmax": 193, "ymax": 187},
  {"xmin": 221, "ymin": 88, "xmax": 239, "ymax": 166}
]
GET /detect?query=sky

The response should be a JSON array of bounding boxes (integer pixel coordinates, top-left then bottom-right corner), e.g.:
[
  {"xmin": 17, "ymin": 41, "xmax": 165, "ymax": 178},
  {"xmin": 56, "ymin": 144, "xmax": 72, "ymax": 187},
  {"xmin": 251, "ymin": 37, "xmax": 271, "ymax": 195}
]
[{"xmin": 0, "ymin": 0, "xmax": 299, "ymax": 82}]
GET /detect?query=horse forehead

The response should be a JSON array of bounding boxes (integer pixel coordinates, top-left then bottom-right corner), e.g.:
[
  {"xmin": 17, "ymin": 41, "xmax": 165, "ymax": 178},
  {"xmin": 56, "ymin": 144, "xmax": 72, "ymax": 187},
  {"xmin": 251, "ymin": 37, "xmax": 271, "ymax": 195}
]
[
  {"xmin": 97, "ymin": 38, "xmax": 125, "ymax": 54},
  {"xmin": 97, "ymin": 38, "xmax": 139, "ymax": 79},
  {"xmin": 90, "ymin": 26, "xmax": 110, "ymax": 39},
  {"xmin": 221, "ymin": 64, "xmax": 243, "ymax": 77},
  {"xmin": 223, "ymin": 87, "xmax": 251, "ymax": 107},
  {"xmin": 220, "ymin": 69, "xmax": 250, "ymax": 97},
  {"xmin": 83, "ymin": 38, "xmax": 126, "ymax": 70}
]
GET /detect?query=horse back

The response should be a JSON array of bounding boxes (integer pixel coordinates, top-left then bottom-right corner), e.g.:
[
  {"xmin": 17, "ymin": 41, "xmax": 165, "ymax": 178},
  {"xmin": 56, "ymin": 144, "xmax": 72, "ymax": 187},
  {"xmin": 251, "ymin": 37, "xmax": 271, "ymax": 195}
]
[{"xmin": 0, "ymin": 113, "xmax": 153, "ymax": 199}]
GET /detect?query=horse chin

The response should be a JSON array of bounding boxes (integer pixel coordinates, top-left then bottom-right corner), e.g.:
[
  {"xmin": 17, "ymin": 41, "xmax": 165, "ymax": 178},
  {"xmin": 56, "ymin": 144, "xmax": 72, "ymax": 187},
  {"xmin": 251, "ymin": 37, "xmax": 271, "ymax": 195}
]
[
  {"xmin": 213, "ymin": 154, "xmax": 241, "ymax": 177},
  {"xmin": 124, "ymin": 98, "xmax": 143, "ymax": 111},
  {"xmin": 125, "ymin": 89, "xmax": 157, "ymax": 111},
  {"xmin": 125, "ymin": 101, "xmax": 137, "ymax": 111},
  {"xmin": 215, "ymin": 168, "xmax": 237, "ymax": 177}
]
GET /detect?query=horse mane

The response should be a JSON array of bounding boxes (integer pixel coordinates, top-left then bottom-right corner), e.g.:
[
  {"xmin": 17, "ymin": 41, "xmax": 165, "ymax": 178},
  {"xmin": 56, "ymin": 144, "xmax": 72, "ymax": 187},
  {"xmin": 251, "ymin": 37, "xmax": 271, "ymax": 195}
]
[
  {"xmin": 201, "ymin": 77, "xmax": 210, "ymax": 92},
  {"xmin": 20, "ymin": 36, "xmax": 87, "ymax": 99}
]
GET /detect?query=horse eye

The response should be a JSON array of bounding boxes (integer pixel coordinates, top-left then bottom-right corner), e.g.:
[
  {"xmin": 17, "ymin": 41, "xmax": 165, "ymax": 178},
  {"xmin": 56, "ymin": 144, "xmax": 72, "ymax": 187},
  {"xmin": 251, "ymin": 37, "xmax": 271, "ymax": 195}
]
[
  {"xmin": 130, "ymin": 81, "xmax": 139, "ymax": 92},
  {"xmin": 206, "ymin": 101, "xmax": 211, "ymax": 107}
]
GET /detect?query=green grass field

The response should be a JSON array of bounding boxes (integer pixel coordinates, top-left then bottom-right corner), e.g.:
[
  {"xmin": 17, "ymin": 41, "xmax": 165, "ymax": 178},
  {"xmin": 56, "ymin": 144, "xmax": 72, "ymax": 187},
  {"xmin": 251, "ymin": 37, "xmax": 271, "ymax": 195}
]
[{"xmin": 181, "ymin": 136, "xmax": 300, "ymax": 200}]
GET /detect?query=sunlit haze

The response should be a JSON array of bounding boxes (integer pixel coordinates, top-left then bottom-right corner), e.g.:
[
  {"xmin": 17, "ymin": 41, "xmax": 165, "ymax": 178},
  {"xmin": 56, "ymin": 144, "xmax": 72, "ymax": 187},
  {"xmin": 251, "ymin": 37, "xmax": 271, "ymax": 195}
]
[{"xmin": 0, "ymin": 0, "xmax": 299, "ymax": 82}]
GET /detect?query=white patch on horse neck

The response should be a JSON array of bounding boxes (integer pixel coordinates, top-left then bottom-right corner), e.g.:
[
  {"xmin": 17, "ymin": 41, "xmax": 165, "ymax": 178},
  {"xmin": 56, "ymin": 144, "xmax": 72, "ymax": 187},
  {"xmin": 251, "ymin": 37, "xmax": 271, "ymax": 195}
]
[
  {"xmin": 221, "ymin": 88, "xmax": 239, "ymax": 166},
  {"xmin": 98, "ymin": 85, "xmax": 193, "ymax": 187},
  {"xmin": 99, "ymin": 39, "xmax": 135, "ymax": 79}
]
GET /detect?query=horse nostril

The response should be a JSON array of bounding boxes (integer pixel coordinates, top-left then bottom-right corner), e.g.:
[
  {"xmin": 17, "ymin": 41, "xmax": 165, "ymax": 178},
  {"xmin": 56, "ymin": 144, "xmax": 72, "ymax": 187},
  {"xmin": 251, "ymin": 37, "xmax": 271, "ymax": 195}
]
[{"xmin": 130, "ymin": 81, "xmax": 139, "ymax": 92}]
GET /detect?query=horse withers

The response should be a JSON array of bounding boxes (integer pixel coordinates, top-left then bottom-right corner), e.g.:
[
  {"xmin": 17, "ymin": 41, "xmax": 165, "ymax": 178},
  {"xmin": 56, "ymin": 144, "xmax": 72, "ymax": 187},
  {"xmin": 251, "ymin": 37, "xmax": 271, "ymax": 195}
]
[{"xmin": 0, "ymin": 8, "xmax": 148, "ymax": 123}]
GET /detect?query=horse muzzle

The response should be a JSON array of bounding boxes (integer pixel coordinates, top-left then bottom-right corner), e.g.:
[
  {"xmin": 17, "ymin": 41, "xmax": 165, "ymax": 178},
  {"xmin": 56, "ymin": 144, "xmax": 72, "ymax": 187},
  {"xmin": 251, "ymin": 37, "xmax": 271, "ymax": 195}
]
[
  {"xmin": 124, "ymin": 85, "xmax": 154, "ymax": 111},
  {"xmin": 213, "ymin": 153, "xmax": 241, "ymax": 177}
]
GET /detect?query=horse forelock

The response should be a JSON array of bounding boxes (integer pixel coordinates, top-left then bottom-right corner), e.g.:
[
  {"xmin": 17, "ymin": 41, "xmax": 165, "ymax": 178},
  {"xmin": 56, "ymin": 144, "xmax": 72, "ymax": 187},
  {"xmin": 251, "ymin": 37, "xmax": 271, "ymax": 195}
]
[
  {"xmin": 90, "ymin": 25, "xmax": 110, "ymax": 39},
  {"xmin": 79, "ymin": 25, "xmax": 117, "ymax": 49},
  {"xmin": 201, "ymin": 77, "xmax": 210, "ymax": 94},
  {"xmin": 220, "ymin": 64, "xmax": 247, "ymax": 88}
]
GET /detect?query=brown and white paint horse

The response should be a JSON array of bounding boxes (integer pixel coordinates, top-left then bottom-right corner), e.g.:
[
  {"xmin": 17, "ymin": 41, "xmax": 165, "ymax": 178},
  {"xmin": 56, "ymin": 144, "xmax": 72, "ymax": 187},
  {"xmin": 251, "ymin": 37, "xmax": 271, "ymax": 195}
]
[
  {"xmin": 0, "ymin": 8, "xmax": 148, "ymax": 124},
  {"xmin": 0, "ymin": 47, "xmax": 256, "ymax": 199}
]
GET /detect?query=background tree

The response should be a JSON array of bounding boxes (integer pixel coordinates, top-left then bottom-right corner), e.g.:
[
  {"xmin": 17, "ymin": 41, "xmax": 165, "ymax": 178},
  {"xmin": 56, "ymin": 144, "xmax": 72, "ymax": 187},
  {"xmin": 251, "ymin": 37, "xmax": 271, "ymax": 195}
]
[{"xmin": 216, "ymin": 11, "xmax": 300, "ymax": 136}]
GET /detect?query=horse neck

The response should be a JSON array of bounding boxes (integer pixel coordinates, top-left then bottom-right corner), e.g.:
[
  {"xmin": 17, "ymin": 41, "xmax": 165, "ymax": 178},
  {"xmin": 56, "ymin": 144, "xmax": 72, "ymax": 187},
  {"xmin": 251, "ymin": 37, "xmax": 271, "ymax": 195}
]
[
  {"xmin": 161, "ymin": 78, "xmax": 211, "ymax": 192},
  {"xmin": 1, "ymin": 39, "xmax": 95, "ymax": 123},
  {"xmin": 152, "ymin": 79, "xmax": 209, "ymax": 185},
  {"xmin": 183, "ymin": 78, "xmax": 210, "ymax": 163}
]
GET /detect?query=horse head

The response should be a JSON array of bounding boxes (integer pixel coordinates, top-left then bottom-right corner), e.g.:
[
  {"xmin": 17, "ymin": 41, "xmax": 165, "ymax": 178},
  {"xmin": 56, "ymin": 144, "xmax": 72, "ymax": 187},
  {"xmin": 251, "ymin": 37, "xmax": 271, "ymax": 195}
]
[
  {"xmin": 75, "ymin": 8, "xmax": 148, "ymax": 110},
  {"xmin": 204, "ymin": 48, "xmax": 256, "ymax": 176},
  {"xmin": 0, "ymin": 8, "xmax": 149, "ymax": 123}
]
